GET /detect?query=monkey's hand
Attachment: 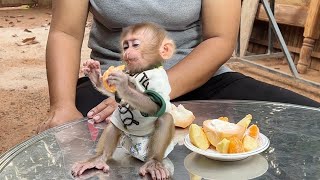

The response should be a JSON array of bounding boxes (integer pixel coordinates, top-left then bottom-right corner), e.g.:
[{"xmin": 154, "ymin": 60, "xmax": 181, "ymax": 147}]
[
  {"xmin": 71, "ymin": 157, "xmax": 109, "ymax": 177},
  {"xmin": 82, "ymin": 59, "xmax": 103, "ymax": 87},
  {"xmin": 139, "ymin": 159, "xmax": 171, "ymax": 180},
  {"xmin": 107, "ymin": 71, "xmax": 130, "ymax": 98}
]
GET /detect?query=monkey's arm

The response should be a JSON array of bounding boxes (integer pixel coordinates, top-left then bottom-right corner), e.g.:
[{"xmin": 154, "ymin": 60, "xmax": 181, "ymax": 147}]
[
  {"xmin": 167, "ymin": 0, "xmax": 241, "ymax": 99},
  {"xmin": 97, "ymin": 123, "xmax": 121, "ymax": 160},
  {"xmin": 108, "ymin": 71, "xmax": 164, "ymax": 116},
  {"xmin": 122, "ymin": 87, "xmax": 163, "ymax": 116}
]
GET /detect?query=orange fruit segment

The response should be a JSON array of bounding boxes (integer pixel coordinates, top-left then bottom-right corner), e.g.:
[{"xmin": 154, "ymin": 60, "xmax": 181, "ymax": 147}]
[
  {"xmin": 228, "ymin": 137, "xmax": 244, "ymax": 154},
  {"xmin": 102, "ymin": 65, "xmax": 126, "ymax": 93},
  {"xmin": 247, "ymin": 124, "xmax": 260, "ymax": 139}
]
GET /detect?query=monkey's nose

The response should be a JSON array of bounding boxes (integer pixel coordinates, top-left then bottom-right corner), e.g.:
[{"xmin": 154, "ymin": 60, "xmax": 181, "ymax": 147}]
[
  {"xmin": 125, "ymin": 52, "xmax": 134, "ymax": 61},
  {"xmin": 124, "ymin": 52, "xmax": 130, "ymax": 59}
]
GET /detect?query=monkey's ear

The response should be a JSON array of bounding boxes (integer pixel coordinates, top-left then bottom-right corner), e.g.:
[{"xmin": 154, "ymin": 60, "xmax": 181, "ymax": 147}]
[{"xmin": 159, "ymin": 39, "xmax": 175, "ymax": 60}]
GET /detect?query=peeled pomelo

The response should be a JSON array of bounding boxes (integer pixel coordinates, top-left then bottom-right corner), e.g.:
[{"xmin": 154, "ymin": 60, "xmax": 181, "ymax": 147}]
[{"xmin": 203, "ymin": 119, "xmax": 245, "ymax": 147}]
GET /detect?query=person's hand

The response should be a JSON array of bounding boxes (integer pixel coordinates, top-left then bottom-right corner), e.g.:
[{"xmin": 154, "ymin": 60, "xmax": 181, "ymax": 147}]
[
  {"xmin": 37, "ymin": 105, "xmax": 83, "ymax": 133},
  {"xmin": 87, "ymin": 97, "xmax": 118, "ymax": 123}
]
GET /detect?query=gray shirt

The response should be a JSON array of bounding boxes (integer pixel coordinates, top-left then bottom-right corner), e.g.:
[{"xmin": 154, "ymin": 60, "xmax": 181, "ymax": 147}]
[{"xmin": 88, "ymin": 0, "xmax": 232, "ymax": 75}]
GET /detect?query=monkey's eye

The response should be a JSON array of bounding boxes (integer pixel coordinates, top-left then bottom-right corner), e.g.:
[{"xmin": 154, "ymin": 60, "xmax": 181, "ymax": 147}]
[
  {"xmin": 132, "ymin": 40, "xmax": 141, "ymax": 48},
  {"xmin": 123, "ymin": 43, "xmax": 129, "ymax": 50}
]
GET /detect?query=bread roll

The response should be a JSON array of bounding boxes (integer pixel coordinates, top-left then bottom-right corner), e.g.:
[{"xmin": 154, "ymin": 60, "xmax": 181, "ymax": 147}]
[
  {"xmin": 203, "ymin": 119, "xmax": 245, "ymax": 147},
  {"xmin": 102, "ymin": 65, "xmax": 126, "ymax": 93},
  {"xmin": 170, "ymin": 104, "xmax": 195, "ymax": 128}
]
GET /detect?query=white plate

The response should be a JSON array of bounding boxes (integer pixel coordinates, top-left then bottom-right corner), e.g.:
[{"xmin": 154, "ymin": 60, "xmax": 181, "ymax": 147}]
[{"xmin": 184, "ymin": 133, "xmax": 270, "ymax": 161}]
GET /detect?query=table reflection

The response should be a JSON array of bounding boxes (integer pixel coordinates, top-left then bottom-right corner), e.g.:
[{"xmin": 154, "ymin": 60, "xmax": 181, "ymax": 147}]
[
  {"xmin": 1, "ymin": 100, "xmax": 320, "ymax": 179},
  {"xmin": 185, "ymin": 153, "xmax": 268, "ymax": 180}
]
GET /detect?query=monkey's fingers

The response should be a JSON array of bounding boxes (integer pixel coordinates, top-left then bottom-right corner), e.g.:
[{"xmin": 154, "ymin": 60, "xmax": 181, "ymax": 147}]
[
  {"xmin": 71, "ymin": 162, "xmax": 95, "ymax": 176},
  {"xmin": 83, "ymin": 60, "xmax": 94, "ymax": 70},
  {"xmin": 139, "ymin": 161, "xmax": 153, "ymax": 176},
  {"xmin": 78, "ymin": 162, "xmax": 96, "ymax": 175},
  {"xmin": 95, "ymin": 161, "xmax": 110, "ymax": 172},
  {"xmin": 149, "ymin": 170, "xmax": 157, "ymax": 180},
  {"xmin": 156, "ymin": 164, "xmax": 170, "ymax": 179},
  {"xmin": 164, "ymin": 168, "xmax": 170, "ymax": 179},
  {"xmin": 107, "ymin": 73, "xmax": 128, "ymax": 89},
  {"xmin": 71, "ymin": 162, "xmax": 85, "ymax": 177},
  {"xmin": 87, "ymin": 61, "xmax": 101, "ymax": 70},
  {"xmin": 140, "ymin": 160, "xmax": 169, "ymax": 180},
  {"xmin": 107, "ymin": 73, "xmax": 122, "ymax": 80},
  {"xmin": 82, "ymin": 67, "xmax": 92, "ymax": 75},
  {"xmin": 83, "ymin": 59, "xmax": 99, "ymax": 67},
  {"xmin": 154, "ymin": 169, "xmax": 162, "ymax": 180},
  {"xmin": 83, "ymin": 60, "xmax": 101, "ymax": 73},
  {"xmin": 79, "ymin": 161, "xmax": 110, "ymax": 175},
  {"xmin": 106, "ymin": 79, "xmax": 121, "ymax": 89}
]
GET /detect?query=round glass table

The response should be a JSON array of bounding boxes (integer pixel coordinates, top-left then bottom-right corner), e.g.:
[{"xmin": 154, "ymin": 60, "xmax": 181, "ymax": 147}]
[{"xmin": 1, "ymin": 100, "xmax": 319, "ymax": 179}]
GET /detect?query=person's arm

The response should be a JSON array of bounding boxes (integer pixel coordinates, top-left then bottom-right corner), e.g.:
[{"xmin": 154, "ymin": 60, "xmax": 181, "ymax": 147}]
[
  {"xmin": 38, "ymin": 0, "xmax": 90, "ymax": 132},
  {"xmin": 167, "ymin": 0, "xmax": 241, "ymax": 99}
]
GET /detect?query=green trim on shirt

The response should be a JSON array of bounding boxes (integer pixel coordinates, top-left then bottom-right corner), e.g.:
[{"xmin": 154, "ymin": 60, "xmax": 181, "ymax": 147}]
[{"xmin": 145, "ymin": 90, "xmax": 166, "ymax": 117}]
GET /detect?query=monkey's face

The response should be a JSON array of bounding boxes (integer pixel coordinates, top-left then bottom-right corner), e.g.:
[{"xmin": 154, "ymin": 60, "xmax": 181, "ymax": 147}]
[{"xmin": 121, "ymin": 32, "xmax": 160, "ymax": 73}]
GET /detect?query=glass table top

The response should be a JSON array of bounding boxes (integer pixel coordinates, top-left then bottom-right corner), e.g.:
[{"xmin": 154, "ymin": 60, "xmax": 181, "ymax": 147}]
[{"xmin": 1, "ymin": 100, "xmax": 320, "ymax": 179}]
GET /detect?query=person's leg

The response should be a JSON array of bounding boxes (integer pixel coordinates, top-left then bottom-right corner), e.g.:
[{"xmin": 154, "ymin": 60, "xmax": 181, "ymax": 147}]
[
  {"xmin": 76, "ymin": 77, "xmax": 108, "ymax": 116},
  {"xmin": 173, "ymin": 72, "xmax": 320, "ymax": 108}
]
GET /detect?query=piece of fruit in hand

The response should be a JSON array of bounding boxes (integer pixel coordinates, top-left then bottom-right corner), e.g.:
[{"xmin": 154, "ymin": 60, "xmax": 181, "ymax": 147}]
[{"xmin": 189, "ymin": 124, "xmax": 210, "ymax": 150}]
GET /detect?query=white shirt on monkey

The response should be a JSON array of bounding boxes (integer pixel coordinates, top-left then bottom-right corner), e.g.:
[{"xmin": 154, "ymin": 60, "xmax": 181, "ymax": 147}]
[
  {"xmin": 110, "ymin": 66, "xmax": 175, "ymax": 161},
  {"xmin": 110, "ymin": 66, "xmax": 171, "ymax": 136}
]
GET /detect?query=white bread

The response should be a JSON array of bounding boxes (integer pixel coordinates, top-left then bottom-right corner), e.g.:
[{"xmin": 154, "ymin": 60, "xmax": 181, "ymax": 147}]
[
  {"xmin": 170, "ymin": 104, "xmax": 195, "ymax": 128},
  {"xmin": 203, "ymin": 119, "xmax": 245, "ymax": 147}
]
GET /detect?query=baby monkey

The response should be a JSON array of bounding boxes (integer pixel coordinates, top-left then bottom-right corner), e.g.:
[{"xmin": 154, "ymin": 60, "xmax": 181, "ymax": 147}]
[{"xmin": 71, "ymin": 22, "xmax": 176, "ymax": 179}]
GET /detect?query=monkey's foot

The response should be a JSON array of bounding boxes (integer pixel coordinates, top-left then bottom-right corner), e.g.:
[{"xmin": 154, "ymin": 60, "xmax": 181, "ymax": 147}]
[
  {"xmin": 139, "ymin": 159, "xmax": 171, "ymax": 180},
  {"xmin": 71, "ymin": 158, "xmax": 109, "ymax": 177},
  {"xmin": 82, "ymin": 59, "xmax": 102, "ymax": 86}
]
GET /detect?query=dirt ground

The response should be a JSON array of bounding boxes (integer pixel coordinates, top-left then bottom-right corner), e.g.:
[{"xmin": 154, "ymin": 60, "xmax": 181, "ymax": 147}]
[{"xmin": 0, "ymin": 8, "xmax": 319, "ymax": 155}]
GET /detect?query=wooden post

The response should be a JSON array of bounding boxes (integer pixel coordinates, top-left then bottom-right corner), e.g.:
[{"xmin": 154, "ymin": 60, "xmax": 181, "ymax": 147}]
[
  {"xmin": 297, "ymin": 0, "xmax": 320, "ymax": 74},
  {"xmin": 240, "ymin": 0, "xmax": 260, "ymax": 57}
]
